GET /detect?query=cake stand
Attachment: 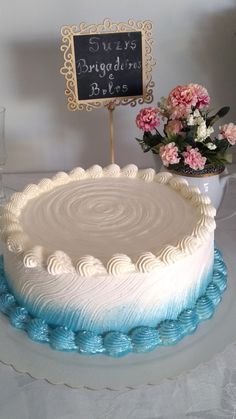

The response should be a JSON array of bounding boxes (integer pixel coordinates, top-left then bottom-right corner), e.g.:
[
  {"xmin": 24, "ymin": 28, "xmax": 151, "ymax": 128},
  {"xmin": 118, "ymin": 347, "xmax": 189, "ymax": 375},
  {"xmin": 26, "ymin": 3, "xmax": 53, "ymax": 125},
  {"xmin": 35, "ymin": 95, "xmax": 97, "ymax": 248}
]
[{"xmin": 0, "ymin": 238, "xmax": 234, "ymax": 390}]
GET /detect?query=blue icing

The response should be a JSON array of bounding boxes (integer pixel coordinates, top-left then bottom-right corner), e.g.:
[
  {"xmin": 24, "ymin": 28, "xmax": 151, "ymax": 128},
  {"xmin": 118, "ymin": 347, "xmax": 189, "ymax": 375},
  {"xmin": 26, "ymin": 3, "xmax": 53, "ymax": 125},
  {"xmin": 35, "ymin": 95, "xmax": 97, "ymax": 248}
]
[
  {"xmin": 212, "ymin": 271, "xmax": 227, "ymax": 292},
  {"xmin": 0, "ymin": 255, "xmax": 4, "ymax": 275},
  {"xmin": 130, "ymin": 326, "xmax": 161, "ymax": 353},
  {"xmin": 0, "ymin": 249, "xmax": 228, "ymax": 357},
  {"xmin": 27, "ymin": 318, "xmax": 50, "ymax": 343},
  {"xmin": 158, "ymin": 320, "xmax": 184, "ymax": 345},
  {"xmin": 214, "ymin": 248, "xmax": 223, "ymax": 259},
  {"xmin": 206, "ymin": 283, "xmax": 222, "ymax": 306},
  {"xmin": 10, "ymin": 306, "xmax": 29, "ymax": 329},
  {"xmin": 214, "ymin": 259, "xmax": 227, "ymax": 275},
  {"xmin": 0, "ymin": 293, "xmax": 16, "ymax": 314},
  {"xmin": 76, "ymin": 331, "xmax": 105, "ymax": 355},
  {"xmin": 178, "ymin": 308, "xmax": 199, "ymax": 335},
  {"xmin": 103, "ymin": 332, "xmax": 133, "ymax": 357},
  {"xmin": 50, "ymin": 327, "xmax": 78, "ymax": 352},
  {"xmin": 196, "ymin": 296, "xmax": 214, "ymax": 320},
  {"xmin": 0, "ymin": 274, "xmax": 8, "ymax": 293}
]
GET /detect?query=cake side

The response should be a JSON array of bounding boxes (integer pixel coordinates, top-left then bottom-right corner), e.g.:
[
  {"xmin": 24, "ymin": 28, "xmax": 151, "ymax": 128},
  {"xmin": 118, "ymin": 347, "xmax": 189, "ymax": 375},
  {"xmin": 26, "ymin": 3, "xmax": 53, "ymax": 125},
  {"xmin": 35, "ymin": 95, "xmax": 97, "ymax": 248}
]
[
  {"xmin": 0, "ymin": 248, "xmax": 227, "ymax": 356},
  {"xmin": 3, "ymin": 234, "xmax": 214, "ymax": 333}
]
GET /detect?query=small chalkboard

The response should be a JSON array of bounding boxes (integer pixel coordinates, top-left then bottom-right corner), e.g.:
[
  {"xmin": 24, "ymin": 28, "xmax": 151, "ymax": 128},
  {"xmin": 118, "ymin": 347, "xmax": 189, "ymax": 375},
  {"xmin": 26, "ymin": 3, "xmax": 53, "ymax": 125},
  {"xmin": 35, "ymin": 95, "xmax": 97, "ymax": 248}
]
[
  {"xmin": 73, "ymin": 31, "xmax": 143, "ymax": 101},
  {"xmin": 61, "ymin": 20, "xmax": 155, "ymax": 111}
]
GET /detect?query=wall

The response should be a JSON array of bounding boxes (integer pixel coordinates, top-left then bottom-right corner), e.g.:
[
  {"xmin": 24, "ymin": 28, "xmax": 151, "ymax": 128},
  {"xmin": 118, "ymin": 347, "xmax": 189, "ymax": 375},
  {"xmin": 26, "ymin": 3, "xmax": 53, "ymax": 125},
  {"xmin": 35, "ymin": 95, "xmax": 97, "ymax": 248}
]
[{"xmin": 0, "ymin": 0, "xmax": 235, "ymax": 172}]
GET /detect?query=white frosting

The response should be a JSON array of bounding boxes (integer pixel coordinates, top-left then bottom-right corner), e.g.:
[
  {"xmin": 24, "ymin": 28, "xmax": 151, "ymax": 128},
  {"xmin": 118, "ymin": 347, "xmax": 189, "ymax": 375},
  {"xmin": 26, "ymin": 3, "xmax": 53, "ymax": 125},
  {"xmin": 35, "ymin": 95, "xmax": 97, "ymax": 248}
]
[
  {"xmin": 156, "ymin": 245, "xmax": 183, "ymax": 264},
  {"xmin": 23, "ymin": 184, "xmax": 41, "ymax": 199},
  {"xmin": 198, "ymin": 204, "xmax": 216, "ymax": 217},
  {"xmin": 137, "ymin": 168, "xmax": 155, "ymax": 182},
  {"xmin": 6, "ymin": 232, "xmax": 30, "ymax": 254},
  {"xmin": 47, "ymin": 251, "xmax": 75, "ymax": 275},
  {"xmin": 75, "ymin": 255, "xmax": 106, "ymax": 276},
  {"xmin": 23, "ymin": 246, "xmax": 44, "ymax": 268},
  {"xmin": 106, "ymin": 254, "xmax": 135, "ymax": 275},
  {"xmin": 103, "ymin": 164, "xmax": 120, "ymax": 177},
  {"xmin": 154, "ymin": 172, "xmax": 173, "ymax": 184},
  {"xmin": 0, "ymin": 165, "xmax": 216, "ymax": 276},
  {"xmin": 69, "ymin": 167, "xmax": 86, "ymax": 180},
  {"xmin": 136, "ymin": 252, "xmax": 164, "ymax": 273},
  {"xmin": 120, "ymin": 164, "xmax": 138, "ymax": 178},
  {"xmin": 52, "ymin": 172, "xmax": 71, "ymax": 186},
  {"xmin": 38, "ymin": 178, "xmax": 54, "ymax": 192}
]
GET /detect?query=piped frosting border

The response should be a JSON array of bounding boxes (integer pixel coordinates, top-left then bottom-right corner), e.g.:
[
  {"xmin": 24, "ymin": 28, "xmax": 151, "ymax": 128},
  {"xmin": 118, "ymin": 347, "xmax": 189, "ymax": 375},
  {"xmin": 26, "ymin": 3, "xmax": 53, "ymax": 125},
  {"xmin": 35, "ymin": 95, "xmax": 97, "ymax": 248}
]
[{"xmin": 0, "ymin": 164, "xmax": 216, "ymax": 276}]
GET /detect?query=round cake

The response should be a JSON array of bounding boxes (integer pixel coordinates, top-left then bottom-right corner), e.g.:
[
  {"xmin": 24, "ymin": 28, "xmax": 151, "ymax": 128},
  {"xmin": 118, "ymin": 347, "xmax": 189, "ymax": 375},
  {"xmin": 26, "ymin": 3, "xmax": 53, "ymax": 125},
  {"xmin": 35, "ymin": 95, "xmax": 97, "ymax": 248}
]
[{"xmin": 0, "ymin": 164, "xmax": 225, "ymax": 356}]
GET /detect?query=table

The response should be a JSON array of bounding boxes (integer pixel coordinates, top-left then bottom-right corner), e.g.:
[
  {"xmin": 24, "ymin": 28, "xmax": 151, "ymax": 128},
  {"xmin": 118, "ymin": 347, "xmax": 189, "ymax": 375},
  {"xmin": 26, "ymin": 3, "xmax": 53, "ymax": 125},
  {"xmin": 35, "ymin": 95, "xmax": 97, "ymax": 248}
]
[{"xmin": 0, "ymin": 169, "xmax": 236, "ymax": 419}]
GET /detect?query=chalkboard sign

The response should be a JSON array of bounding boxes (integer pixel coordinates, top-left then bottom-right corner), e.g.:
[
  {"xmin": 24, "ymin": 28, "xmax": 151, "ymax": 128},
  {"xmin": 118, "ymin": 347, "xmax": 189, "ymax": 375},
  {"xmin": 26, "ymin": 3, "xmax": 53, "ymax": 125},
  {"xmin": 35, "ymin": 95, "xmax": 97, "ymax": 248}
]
[
  {"xmin": 73, "ymin": 31, "xmax": 143, "ymax": 101},
  {"xmin": 61, "ymin": 19, "xmax": 155, "ymax": 111}
]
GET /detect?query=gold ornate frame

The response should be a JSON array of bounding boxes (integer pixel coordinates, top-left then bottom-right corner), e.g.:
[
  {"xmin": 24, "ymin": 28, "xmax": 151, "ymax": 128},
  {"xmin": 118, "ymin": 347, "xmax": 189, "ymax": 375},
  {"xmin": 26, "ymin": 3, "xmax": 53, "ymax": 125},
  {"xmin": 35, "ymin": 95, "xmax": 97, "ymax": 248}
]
[{"xmin": 60, "ymin": 19, "xmax": 155, "ymax": 111}]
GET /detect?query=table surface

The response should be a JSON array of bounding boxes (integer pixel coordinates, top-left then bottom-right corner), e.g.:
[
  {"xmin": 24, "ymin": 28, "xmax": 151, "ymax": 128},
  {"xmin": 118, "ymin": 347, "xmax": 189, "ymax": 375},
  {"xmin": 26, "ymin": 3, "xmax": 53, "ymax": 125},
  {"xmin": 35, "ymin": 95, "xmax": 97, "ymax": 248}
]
[{"xmin": 0, "ymin": 168, "xmax": 236, "ymax": 419}]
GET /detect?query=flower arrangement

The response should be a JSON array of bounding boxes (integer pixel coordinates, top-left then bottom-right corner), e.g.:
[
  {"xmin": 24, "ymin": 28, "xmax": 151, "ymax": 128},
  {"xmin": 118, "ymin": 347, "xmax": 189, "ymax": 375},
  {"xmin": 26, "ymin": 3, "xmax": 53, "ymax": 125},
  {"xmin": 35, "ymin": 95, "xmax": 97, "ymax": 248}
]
[{"xmin": 135, "ymin": 83, "xmax": 236, "ymax": 173}]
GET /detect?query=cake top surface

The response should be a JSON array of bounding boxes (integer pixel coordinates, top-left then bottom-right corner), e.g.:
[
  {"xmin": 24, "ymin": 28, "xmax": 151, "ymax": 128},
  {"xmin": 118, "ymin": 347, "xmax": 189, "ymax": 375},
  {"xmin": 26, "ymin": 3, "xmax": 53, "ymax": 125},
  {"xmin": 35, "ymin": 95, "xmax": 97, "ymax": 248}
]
[{"xmin": 0, "ymin": 164, "xmax": 216, "ymax": 276}]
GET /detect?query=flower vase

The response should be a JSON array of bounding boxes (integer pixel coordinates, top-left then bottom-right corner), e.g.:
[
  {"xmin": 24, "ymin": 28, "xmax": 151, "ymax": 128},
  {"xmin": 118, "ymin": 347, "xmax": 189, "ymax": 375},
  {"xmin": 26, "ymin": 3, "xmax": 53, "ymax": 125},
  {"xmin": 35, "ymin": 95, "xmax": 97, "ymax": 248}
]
[{"xmin": 153, "ymin": 156, "xmax": 236, "ymax": 218}]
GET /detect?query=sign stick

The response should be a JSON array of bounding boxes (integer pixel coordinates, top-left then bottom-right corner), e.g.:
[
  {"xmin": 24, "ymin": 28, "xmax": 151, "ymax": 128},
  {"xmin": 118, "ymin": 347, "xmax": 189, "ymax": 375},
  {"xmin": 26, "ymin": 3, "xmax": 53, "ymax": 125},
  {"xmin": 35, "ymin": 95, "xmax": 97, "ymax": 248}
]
[{"xmin": 108, "ymin": 103, "xmax": 115, "ymax": 164}]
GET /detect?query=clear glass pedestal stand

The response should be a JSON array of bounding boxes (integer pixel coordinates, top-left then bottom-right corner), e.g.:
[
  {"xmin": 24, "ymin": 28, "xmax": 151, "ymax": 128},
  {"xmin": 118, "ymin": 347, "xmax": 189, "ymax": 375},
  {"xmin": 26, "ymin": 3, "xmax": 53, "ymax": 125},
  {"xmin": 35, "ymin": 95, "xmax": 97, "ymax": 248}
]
[{"xmin": 0, "ymin": 107, "xmax": 15, "ymax": 206}]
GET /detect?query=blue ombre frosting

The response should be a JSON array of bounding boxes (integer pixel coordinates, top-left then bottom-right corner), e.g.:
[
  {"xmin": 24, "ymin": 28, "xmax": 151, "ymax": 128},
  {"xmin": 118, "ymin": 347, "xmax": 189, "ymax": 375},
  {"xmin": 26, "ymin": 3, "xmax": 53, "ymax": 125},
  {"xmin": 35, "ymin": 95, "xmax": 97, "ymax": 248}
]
[
  {"xmin": 0, "ymin": 274, "xmax": 8, "ymax": 293},
  {"xmin": 103, "ymin": 332, "xmax": 133, "ymax": 357},
  {"xmin": 27, "ymin": 318, "xmax": 50, "ymax": 343},
  {"xmin": 177, "ymin": 308, "xmax": 199, "ymax": 335},
  {"xmin": 130, "ymin": 326, "xmax": 161, "ymax": 353},
  {"xmin": 206, "ymin": 283, "xmax": 222, "ymax": 306},
  {"xmin": 0, "ymin": 293, "xmax": 16, "ymax": 314},
  {"xmin": 212, "ymin": 271, "xmax": 227, "ymax": 292},
  {"xmin": 50, "ymin": 327, "xmax": 78, "ymax": 352},
  {"xmin": 195, "ymin": 296, "xmax": 215, "ymax": 320},
  {"xmin": 10, "ymin": 306, "xmax": 29, "ymax": 329},
  {"xmin": 75, "ymin": 331, "xmax": 105, "ymax": 354},
  {"xmin": 0, "ymin": 250, "xmax": 227, "ymax": 357},
  {"xmin": 4, "ymin": 254, "xmax": 215, "ymax": 335}
]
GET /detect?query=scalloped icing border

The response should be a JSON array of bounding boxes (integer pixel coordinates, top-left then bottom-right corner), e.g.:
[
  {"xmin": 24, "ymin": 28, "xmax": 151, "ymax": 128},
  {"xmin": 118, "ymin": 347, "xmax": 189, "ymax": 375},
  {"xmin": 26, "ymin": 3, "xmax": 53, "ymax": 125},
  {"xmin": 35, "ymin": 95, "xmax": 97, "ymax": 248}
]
[
  {"xmin": 0, "ymin": 164, "xmax": 216, "ymax": 276},
  {"xmin": 0, "ymin": 249, "xmax": 227, "ymax": 357}
]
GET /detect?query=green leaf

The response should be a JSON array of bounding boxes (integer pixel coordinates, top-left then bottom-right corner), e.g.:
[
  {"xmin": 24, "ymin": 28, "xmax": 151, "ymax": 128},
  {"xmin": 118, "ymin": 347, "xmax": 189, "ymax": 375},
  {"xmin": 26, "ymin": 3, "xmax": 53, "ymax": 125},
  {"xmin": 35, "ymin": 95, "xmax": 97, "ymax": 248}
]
[
  {"xmin": 206, "ymin": 106, "xmax": 230, "ymax": 127},
  {"xmin": 218, "ymin": 106, "xmax": 230, "ymax": 118}
]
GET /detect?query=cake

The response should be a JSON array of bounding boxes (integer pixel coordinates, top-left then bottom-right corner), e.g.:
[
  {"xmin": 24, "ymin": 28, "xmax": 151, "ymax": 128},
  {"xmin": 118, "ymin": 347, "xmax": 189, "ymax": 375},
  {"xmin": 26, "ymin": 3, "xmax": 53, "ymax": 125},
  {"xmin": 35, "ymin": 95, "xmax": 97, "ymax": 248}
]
[{"xmin": 0, "ymin": 164, "xmax": 227, "ymax": 356}]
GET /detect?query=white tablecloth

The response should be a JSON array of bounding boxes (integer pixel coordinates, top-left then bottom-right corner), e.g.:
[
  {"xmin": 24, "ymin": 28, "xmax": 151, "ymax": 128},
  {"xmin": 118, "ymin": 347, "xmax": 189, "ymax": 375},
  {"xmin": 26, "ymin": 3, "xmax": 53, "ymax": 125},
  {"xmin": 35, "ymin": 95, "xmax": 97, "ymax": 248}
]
[{"xmin": 1, "ymin": 169, "xmax": 236, "ymax": 419}]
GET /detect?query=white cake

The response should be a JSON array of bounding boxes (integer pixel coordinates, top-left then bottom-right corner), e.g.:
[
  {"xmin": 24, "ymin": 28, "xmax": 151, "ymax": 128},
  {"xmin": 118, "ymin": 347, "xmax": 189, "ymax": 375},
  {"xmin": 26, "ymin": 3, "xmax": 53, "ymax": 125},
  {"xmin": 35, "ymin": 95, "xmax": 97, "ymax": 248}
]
[{"xmin": 0, "ymin": 164, "xmax": 223, "ymax": 356}]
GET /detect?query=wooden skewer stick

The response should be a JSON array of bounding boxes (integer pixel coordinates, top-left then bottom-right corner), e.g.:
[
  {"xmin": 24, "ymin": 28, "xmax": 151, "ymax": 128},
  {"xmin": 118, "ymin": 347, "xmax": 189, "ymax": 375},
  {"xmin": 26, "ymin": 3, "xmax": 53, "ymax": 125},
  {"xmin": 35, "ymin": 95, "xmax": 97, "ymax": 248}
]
[{"xmin": 108, "ymin": 103, "xmax": 115, "ymax": 164}]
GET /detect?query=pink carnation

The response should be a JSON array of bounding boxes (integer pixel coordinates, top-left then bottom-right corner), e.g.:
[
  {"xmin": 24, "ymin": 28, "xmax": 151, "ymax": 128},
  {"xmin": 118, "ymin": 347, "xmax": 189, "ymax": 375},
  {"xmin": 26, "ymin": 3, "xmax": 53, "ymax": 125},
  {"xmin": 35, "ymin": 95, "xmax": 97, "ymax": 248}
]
[
  {"xmin": 165, "ymin": 120, "xmax": 183, "ymax": 137},
  {"xmin": 167, "ymin": 84, "xmax": 210, "ymax": 118},
  {"xmin": 159, "ymin": 142, "xmax": 180, "ymax": 166},
  {"xmin": 218, "ymin": 123, "xmax": 236, "ymax": 145},
  {"xmin": 168, "ymin": 85, "xmax": 197, "ymax": 109},
  {"xmin": 183, "ymin": 146, "xmax": 207, "ymax": 170},
  {"xmin": 169, "ymin": 104, "xmax": 192, "ymax": 120},
  {"xmin": 136, "ymin": 107, "xmax": 160, "ymax": 132},
  {"xmin": 189, "ymin": 83, "xmax": 210, "ymax": 109}
]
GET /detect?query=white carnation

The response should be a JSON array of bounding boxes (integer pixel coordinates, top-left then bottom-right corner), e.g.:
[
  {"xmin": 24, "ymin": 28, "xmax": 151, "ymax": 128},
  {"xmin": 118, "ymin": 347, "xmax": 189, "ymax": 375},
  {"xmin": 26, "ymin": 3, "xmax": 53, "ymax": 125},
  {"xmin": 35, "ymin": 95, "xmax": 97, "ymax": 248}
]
[
  {"xmin": 187, "ymin": 115, "xmax": 194, "ymax": 126},
  {"xmin": 187, "ymin": 113, "xmax": 204, "ymax": 127},
  {"xmin": 193, "ymin": 109, "xmax": 200, "ymax": 117},
  {"xmin": 195, "ymin": 116, "xmax": 204, "ymax": 125},
  {"xmin": 206, "ymin": 142, "xmax": 217, "ymax": 150},
  {"xmin": 206, "ymin": 126, "xmax": 214, "ymax": 137},
  {"xmin": 196, "ymin": 121, "xmax": 207, "ymax": 141}
]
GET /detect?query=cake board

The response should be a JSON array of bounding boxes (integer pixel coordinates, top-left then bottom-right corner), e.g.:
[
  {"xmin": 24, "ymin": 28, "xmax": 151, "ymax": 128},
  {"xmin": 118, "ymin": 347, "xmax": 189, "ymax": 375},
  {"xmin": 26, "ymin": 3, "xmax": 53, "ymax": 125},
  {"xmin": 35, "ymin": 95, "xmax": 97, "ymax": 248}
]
[{"xmin": 0, "ymin": 243, "xmax": 234, "ymax": 390}]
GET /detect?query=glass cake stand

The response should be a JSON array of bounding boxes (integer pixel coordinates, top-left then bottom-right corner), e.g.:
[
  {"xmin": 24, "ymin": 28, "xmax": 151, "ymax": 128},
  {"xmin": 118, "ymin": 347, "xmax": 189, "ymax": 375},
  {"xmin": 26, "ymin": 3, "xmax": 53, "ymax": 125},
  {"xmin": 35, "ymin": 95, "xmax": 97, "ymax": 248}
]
[
  {"xmin": 0, "ymin": 107, "xmax": 15, "ymax": 205},
  {"xmin": 0, "ymin": 239, "xmax": 234, "ymax": 389}
]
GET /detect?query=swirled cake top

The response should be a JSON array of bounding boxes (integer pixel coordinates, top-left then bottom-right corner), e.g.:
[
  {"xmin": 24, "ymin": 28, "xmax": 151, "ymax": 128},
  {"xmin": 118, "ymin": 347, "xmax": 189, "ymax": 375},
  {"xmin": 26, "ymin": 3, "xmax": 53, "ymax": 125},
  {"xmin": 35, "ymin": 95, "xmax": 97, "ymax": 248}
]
[{"xmin": 0, "ymin": 164, "xmax": 216, "ymax": 276}]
